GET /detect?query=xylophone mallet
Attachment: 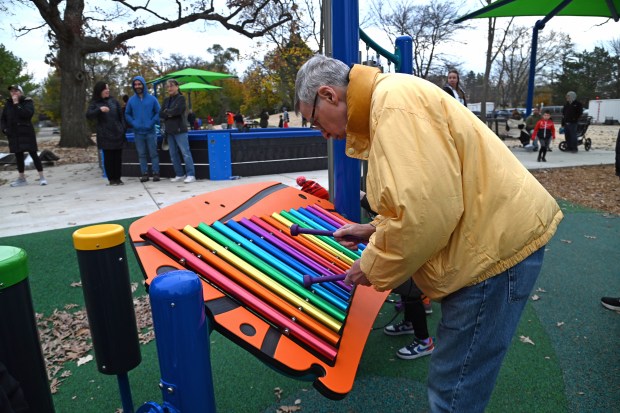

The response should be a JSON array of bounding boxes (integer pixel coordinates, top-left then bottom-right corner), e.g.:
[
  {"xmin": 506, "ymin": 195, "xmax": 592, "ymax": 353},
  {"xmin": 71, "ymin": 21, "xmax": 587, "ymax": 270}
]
[
  {"xmin": 290, "ymin": 223, "xmax": 333, "ymax": 237},
  {"xmin": 290, "ymin": 224, "xmax": 367, "ymax": 243},
  {"xmin": 303, "ymin": 273, "xmax": 347, "ymax": 288}
]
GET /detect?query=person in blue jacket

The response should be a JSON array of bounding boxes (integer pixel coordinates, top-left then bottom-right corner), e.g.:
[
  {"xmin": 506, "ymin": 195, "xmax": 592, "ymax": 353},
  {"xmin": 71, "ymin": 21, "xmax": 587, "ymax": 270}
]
[{"xmin": 125, "ymin": 76, "xmax": 161, "ymax": 182}]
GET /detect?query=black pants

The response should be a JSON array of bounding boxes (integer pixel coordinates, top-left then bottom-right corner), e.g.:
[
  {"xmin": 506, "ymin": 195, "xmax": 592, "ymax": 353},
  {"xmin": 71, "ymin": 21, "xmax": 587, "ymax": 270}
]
[
  {"xmin": 14, "ymin": 151, "xmax": 43, "ymax": 173},
  {"xmin": 392, "ymin": 278, "xmax": 430, "ymax": 339},
  {"xmin": 103, "ymin": 149, "xmax": 123, "ymax": 181}
]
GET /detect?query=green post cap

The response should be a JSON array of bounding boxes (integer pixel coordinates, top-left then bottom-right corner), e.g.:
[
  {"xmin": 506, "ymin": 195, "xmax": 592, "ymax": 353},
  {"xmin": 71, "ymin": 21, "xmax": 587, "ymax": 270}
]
[{"xmin": 0, "ymin": 246, "xmax": 29, "ymax": 290}]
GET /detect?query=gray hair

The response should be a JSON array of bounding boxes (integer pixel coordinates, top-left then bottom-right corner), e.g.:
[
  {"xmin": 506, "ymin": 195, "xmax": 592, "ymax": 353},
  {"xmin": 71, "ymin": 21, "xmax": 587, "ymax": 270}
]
[
  {"xmin": 566, "ymin": 91, "xmax": 577, "ymax": 102},
  {"xmin": 294, "ymin": 55, "xmax": 350, "ymax": 114}
]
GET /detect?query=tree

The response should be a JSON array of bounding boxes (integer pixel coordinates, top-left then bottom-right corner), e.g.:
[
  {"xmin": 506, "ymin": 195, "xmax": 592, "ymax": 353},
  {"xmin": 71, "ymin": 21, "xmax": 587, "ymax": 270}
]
[
  {"xmin": 368, "ymin": 0, "xmax": 464, "ymax": 79},
  {"xmin": 493, "ymin": 25, "xmax": 571, "ymax": 108},
  {"xmin": 553, "ymin": 47, "xmax": 616, "ymax": 105},
  {"xmin": 0, "ymin": 44, "xmax": 36, "ymax": 100},
  {"xmin": 9, "ymin": 0, "xmax": 294, "ymax": 147}
]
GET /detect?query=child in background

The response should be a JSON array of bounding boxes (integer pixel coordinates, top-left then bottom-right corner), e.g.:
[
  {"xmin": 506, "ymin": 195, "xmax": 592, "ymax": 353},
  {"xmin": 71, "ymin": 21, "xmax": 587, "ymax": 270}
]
[
  {"xmin": 296, "ymin": 176, "xmax": 329, "ymax": 200},
  {"xmin": 360, "ymin": 191, "xmax": 434, "ymax": 360},
  {"xmin": 532, "ymin": 110, "xmax": 556, "ymax": 162}
]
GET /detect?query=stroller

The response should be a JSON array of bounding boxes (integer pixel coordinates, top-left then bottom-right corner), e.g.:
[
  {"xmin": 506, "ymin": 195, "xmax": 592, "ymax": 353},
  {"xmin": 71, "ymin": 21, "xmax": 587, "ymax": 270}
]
[{"xmin": 559, "ymin": 116, "xmax": 592, "ymax": 152}]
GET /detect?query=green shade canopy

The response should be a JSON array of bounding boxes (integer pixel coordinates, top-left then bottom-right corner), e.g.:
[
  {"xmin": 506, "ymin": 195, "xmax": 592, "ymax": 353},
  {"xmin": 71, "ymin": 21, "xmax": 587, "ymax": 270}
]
[
  {"xmin": 179, "ymin": 82, "xmax": 222, "ymax": 92},
  {"xmin": 148, "ymin": 68, "xmax": 234, "ymax": 86},
  {"xmin": 455, "ymin": 0, "xmax": 619, "ymax": 23}
]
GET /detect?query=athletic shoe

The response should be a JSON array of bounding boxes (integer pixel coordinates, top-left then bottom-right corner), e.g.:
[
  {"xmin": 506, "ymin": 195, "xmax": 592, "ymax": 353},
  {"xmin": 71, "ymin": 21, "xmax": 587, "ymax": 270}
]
[
  {"xmin": 184, "ymin": 175, "xmax": 196, "ymax": 183},
  {"xmin": 152, "ymin": 173, "xmax": 160, "ymax": 182},
  {"xmin": 170, "ymin": 176, "xmax": 186, "ymax": 182},
  {"xmin": 422, "ymin": 295, "xmax": 433, "ymax": 315},
  {"xmin": 383, "ymin": 320, "xmax": 415, "ymax": 336},
  {"xmin": 39, "ymin": 178, "xmax": 48, "ymax": 186},
  {"xmin": 10, "ymin": 177, "xmax": 27, "ymax": 187},
  {"xmin": 139, "ymin": 174, "xmax": 149, "ymax": 182},
  {"xmin": 601, "ymin": 297, "xmax": 620, "ymax": 311},
  {"xmin": 397, "ymin": 337, "xmax": 435, "ymax": 360}
]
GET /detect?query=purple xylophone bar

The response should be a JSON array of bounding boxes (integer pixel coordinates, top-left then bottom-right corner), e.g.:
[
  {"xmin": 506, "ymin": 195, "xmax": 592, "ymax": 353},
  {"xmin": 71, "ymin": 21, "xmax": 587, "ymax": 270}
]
[{"xmin": 303, "ymin": 273, "xmax": 347, "ymax": 288}]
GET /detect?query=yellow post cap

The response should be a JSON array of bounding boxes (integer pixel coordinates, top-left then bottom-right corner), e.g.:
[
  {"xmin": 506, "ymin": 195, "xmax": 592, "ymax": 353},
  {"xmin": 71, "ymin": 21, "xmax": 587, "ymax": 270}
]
[{"xmin": 72, "ymin": 224, "xmax": 126, "ymax": 251}]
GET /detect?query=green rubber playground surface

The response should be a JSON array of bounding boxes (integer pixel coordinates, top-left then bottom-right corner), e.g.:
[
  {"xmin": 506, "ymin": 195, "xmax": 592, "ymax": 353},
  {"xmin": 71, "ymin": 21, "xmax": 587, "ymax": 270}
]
[{"xmin": 1, "ymin": 201, "xmax": 618, "ymax": 412}]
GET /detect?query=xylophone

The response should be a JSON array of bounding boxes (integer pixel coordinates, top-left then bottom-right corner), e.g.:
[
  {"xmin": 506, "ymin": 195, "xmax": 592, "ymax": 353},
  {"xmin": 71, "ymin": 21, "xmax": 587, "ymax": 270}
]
[{"xmin": 129, "ymin": 181, "xmax": 389, "ymax": 400}]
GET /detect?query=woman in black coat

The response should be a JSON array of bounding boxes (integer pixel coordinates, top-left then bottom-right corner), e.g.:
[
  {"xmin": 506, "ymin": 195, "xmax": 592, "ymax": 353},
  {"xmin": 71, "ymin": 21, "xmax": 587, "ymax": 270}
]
[
  {"xmin": 1, "ymin": 85, "xmax": 47, "ymax": 187},
  {"xmin": 86, "ymin": 81, "xmax": 126, "ymax": 185}
]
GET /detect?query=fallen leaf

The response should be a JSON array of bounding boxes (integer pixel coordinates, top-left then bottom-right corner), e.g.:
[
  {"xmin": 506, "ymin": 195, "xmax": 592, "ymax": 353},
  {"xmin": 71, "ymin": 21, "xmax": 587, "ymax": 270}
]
[
  {"xmin": 519, "ymin": 335, "xmax": 535, "ymax": 345},
  {"xmin": 77, "ymin": 355, "xmax": 93, "ymax": 366},
  {"xmin": 531, "ymin": 294, "xmax": 540, "ymax": 301},
  {"xmin": 557, "ymin": 322, "xmax": 565, "ymax": 327},
  {"xmin": 535, "ymin": 288, "xmax": 547, "ymax": 293},
  {"xmin": 560, "ymin": 239, "xmax": 572, "ymax": 244},
  {"xmin": 584, "ymin": 235, "xmax": 597, "ymax": 239}
]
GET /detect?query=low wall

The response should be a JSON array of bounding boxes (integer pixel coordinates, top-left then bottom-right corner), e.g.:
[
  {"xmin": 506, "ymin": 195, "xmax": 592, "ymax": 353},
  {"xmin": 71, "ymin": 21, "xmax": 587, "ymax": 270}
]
[{"xmin": 122, "ymin": 128, "xmax": 326, "ymax": 180}]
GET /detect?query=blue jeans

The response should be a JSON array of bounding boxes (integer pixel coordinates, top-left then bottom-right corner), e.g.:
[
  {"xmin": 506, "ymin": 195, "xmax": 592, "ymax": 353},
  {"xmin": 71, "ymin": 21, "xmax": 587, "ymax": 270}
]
[
  {"xmin": 167, "ymin": 132, "xmax": 195, "ymax": 177},
  {"xmin": 428, "ymin": 247, "xmax": 545, "ymax": 413},
  {"xmin": 134, "ymin": 132, "xmax": 159, "ymax": 174}
]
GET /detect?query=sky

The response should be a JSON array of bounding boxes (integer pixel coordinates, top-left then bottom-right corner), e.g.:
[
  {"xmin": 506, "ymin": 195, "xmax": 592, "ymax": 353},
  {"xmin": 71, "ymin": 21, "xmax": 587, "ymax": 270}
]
[{"xmin": 0, "ymin": 1, "xmax": 617, "ymax": 84}]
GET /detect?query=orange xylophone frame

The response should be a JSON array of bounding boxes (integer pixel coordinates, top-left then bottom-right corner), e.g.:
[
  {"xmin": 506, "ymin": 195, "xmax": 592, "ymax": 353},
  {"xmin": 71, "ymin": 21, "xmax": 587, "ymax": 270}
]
[{"xmin": 129, "ymin": 181, "xmax": 388, "ymax": 400}]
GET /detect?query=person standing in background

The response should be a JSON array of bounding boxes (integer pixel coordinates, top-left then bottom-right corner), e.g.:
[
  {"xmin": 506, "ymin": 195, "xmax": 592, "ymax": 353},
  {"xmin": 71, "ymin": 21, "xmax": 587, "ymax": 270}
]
[
  {"xmin": 86, "ymin": 81, "xmax": 126, "ymax": 186},
  {"xmin": 160, "ymin": 79, "xmax": 196, "ymax": 183},
  {"xmin": 442, "ymin": 69, "xmax": 467, "ymax": 106},
  {"xmin": 125, "ymin": 76, "xmax": 161, "ymax": 182},
  {"xmin": 1, "ymin": 84, "xmax": 47, "ymax": 187},
  {"xmin": 561, "ymin": 91, "xmax": 583, "ymax": 153}
]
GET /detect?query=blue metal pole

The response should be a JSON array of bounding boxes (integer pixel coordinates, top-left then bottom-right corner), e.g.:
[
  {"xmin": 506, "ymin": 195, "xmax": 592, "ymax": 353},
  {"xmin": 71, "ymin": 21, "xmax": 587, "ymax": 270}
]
[
  {"xmin": 525, "ymin": 21, "xmax": 543, "ymax": 116},
  {"xmin": 149, "ymin": 270, "xmax": 216, "ymax": 412},
  {"xmin": 395, "ymin": 36, "xmax": 413, "ymax": 75},
  {"xmin": 117, "ymin": 372, "xmax": 135, "ymax": 413},
  {"xmin": 331, "ymin": 0, "xmax": 361, "ymax": 222}
]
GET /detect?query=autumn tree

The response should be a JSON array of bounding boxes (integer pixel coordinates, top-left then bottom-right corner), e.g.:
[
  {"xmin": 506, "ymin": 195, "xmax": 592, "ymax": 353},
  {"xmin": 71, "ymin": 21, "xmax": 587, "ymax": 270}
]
[{"xmin": 8, "ymin": 0, "xmax": 294, "ymax": 147}]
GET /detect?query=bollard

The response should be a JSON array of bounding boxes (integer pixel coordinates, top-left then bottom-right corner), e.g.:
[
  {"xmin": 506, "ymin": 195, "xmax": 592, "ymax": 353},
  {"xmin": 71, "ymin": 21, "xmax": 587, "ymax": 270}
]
[
  {"xmin": 72, "ymin": 224, "xmax": 141, "ymax": 413},
  {"xmin": 0, "ymin": 246, "xmax": 55, "ymax": 413},
  {"xmin": 149, "ymin": 270, "xmax": 216, "ymax": 412}
]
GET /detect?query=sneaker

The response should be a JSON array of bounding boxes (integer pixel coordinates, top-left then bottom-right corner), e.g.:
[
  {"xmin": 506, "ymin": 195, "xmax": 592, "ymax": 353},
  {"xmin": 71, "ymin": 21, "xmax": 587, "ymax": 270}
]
[
  {"xmin": 384, "ymin": 320, "xmax": 415, "ymax": 336},
  {"xmin": 39, "ymin": 178, "xmax": 48, "ymax": 186},
  {"xmin": 10, "ymin": 177, "xmax": 27, "ymax": 187},
  {"xmin": 152, "ymin": 173, "xmax": 160, "ymax": 182},
  {"xmin": 397, "ymin": 337, "xmax": 434, "ymax": 360},
  {"xmin": 184, "ymin": 175, "xmax": 196, "ymax": 183},
  {"xmin": 601, "ymin": 297, "xmax": 620, "ymax": 311},
  {"xmin": 422, "ymin": 295, "xmax": 433, "ymax": 315},
  {"xmin": 140, "ymin": 174, "xmax": 149, "ymax": 182},
  {"xmin": 117, "ymin": 179, "xmax": 124, "ymax": 185},
  {"xmin": 170, "ymin": 176, "xmax": 186, "ymax": 182}
]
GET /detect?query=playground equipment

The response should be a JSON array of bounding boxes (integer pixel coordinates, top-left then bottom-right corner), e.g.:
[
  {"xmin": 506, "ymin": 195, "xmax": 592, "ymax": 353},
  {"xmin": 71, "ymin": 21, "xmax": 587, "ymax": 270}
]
[{"xmin": 0, "ymin": 246, "xmax": 56, "ymax": 413}]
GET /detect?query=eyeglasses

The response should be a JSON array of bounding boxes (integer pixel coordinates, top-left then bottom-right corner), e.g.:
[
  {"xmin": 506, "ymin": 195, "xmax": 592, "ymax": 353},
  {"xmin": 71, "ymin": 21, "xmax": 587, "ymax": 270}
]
[{"xmin": 309, "ymin": 92, "xmax": 319, "ymax": 129}]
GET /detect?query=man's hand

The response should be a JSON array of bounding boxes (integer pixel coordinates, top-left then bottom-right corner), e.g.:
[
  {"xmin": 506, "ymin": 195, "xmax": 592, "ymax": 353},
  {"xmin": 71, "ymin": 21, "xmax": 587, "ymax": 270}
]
[
  {"xmin": 100, "ymin": 106, "xmax": 110, "ymax": 113},
  {"xmin": 344, "ymin": 259, "xmax": 371, "ymax": 286},
  {"xmin": 333, "ymin": 223, "xmax": 375, "ymax": 250}
]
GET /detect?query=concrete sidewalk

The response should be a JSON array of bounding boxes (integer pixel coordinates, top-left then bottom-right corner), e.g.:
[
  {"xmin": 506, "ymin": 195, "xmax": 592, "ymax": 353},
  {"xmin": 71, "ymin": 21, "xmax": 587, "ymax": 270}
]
[{"xmin": 0, "ymin": 146, "xmax": 615, "ymax": 238}]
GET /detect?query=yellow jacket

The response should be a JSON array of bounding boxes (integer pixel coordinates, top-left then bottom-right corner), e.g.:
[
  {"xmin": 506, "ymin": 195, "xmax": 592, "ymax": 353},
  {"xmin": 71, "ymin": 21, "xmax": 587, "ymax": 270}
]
[{"xmin": 345, "ymin": 65, "xmax": 564, "ymax": 300}]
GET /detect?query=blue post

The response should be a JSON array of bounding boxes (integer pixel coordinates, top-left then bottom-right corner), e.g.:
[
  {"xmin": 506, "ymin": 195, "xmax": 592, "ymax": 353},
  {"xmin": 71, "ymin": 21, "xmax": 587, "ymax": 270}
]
[
  {"xmin": 149, "ymin": 270, "xmax": 216, "ymax": 412},
  {"xmin": 525, "ymin": 21, "xmax": 543, "ymax": 117},
  {"xmin": 395, "ymin": 36, "xmax": 413, "ymax": 75},
  {"xmin": 332, "ymin": 0, "xmax": 361, "ymax": 222}
]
